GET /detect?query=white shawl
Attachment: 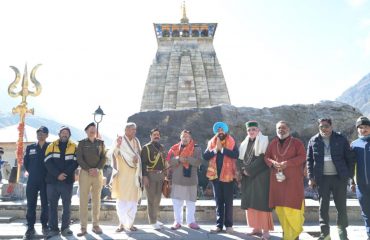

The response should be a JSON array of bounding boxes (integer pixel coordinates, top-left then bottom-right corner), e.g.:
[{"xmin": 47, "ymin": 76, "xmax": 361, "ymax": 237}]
[
  {"xmin": 110, "ymin": 135, "xmax": 142, "ymax": 188},
  {"xmin": 239, "ymin": 131, "xmax": 269, "ymax": 159}
]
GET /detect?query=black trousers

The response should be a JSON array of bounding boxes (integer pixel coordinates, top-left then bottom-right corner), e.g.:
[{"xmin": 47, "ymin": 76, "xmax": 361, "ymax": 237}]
[
  {"xmin": 317, "ymin": 175, "xmax": 348, "ymax": 235},
  {"xmin": 212, "ymin": 180, "xmax": 234, "ymax": 229},
  {"xmin": 26, "ymin": 181, "xmax": 48, "ymax": 228},
  {"xmin": 47, "ymin": 182, "xmax": 73, "ymax": 231}
]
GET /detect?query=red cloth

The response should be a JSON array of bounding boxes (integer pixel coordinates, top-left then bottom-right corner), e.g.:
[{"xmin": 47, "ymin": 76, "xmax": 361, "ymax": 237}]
[
  {"xmin": 167, "ymin": 140, "xmax": 195, "ymax": 169},
  {"xmin": 264, "ymin": 136, "xmax": 306, "ymax": 210}
]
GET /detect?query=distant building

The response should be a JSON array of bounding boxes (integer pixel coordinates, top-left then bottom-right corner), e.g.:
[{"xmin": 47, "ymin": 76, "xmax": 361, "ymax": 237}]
[{"xmin": 140, "ymin": 3, "xmax": 231, "ymax": 111}]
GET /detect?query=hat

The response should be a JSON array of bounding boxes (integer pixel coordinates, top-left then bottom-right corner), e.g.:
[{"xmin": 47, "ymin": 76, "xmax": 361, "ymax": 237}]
[
  {"xmin": 245, "ymin": 121, "xmax": 258, "ymax": 128},
  {"xmin": 36, "ymin": 126, "xmax": 49, "ymax": 134},
  {"xmin": 356, "ymin": 116, "xmax": 370, "ymax": 128},
  {"xmin": 213, "ymin": 122, "xmax": 229, "ymax": 134},
  {"xmin": 59, "ymin": 126, "xmax": 71, "ymax": 135},
  {"xmin": 84, "ymin": 122, "xmax": 96, "ymax": 131}
]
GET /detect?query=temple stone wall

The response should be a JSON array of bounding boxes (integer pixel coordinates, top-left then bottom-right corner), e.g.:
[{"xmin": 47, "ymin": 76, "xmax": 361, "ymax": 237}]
[{"xmin": 141, "ymin": 37, "xmax": 230, "ymax": 111}]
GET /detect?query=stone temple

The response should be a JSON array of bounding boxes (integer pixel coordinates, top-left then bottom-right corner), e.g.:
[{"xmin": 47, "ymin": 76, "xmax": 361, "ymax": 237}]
[{"xmin": 140, "ymin": 4, "xmax": 231, "ymax": 111}]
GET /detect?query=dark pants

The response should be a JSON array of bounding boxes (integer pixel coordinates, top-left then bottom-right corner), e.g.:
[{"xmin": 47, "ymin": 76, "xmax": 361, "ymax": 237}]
[
  {"xmin": 317, "ymin": 175, "xmax": 348, "ymax": 235},
  {"xmin": 26, "ymin": 181, "xmax": 48, "ymax": 228},
  {"xmin": 212, "ymin": 180, "xmax": 234, "ymax": 229},
  {"xmin": 47, "ymin": 182, "xmax": 73, "ymax": 231},
  {"xmin": 356, "ymin": 184, "xmax": 370, "ymax": 237}
]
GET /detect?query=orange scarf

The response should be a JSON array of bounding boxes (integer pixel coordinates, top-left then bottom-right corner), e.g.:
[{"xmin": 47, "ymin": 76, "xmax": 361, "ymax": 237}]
[
  {"xmin": 167, "ymin": 140, "xmax": 195, "ymax": 169},
  {"xmin": 206, "ymin": 135, "xmax": 236, "ymax": 182}
]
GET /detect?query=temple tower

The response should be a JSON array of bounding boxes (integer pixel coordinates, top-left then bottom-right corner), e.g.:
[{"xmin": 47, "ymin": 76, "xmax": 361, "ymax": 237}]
[{"xmin": 140, "ymin": 3, "xmax": 231, "ymax": 111}]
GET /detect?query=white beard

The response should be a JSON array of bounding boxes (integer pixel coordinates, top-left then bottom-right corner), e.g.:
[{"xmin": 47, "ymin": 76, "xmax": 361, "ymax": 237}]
[{"xmin": 277, "ymin": 133, "xmax": 290, "ymax": 140}]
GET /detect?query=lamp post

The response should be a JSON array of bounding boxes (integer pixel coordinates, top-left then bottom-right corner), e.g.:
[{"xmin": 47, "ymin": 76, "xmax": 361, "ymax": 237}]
[{"xmin": 93, "ymin": 106, "xmax": 105, "ymax": 138}]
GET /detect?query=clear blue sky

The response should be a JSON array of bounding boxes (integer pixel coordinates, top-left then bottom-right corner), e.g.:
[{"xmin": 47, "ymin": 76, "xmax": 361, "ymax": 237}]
[{"xmin": 0, "ymin": 0, "xmax": 369, "ymax": 140}]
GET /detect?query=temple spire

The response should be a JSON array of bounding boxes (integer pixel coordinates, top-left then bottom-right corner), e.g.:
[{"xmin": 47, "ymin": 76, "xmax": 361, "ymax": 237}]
[{"xmin": 180, "ymin": 1, "xmax": 189, "ymax": 23}]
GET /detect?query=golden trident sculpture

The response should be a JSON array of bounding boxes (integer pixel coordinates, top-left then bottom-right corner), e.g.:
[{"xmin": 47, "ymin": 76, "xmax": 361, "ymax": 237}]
[{"xmin": 8, "ymin": 64, "xmax": 42, "ymax": 183}]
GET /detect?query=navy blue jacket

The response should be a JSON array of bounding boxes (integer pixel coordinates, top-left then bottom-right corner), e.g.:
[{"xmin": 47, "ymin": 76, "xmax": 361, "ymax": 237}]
[
  {"xmin": 351, "ymin": 137, "xmax": 370, "ymax": 186},
  {"xmin": 307, "ymin": 131, "xmax": 355, "ymax": 183},
  {"xmin": 24, "ymin": 142, "xmax": 50, "ymax": 184}
]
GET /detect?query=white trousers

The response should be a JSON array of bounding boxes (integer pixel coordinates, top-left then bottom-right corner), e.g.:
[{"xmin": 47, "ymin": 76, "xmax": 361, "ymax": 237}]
[
  {"xmin": 172, "ymin": 198, "xmax": 196, "ymax": 225},
  {"xmin": 116, "ymin": 200, "xmax": 138, "ymax": 228}
]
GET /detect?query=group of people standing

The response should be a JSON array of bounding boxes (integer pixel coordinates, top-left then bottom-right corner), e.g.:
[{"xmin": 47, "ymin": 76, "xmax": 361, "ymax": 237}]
[{"xmin": 21, "ymin": 116, "xmax": 370, "ymax": 240}]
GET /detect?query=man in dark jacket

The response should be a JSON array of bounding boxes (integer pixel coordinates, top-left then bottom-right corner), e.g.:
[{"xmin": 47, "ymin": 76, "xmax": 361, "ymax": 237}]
[
  {"xmin": 44, "ymin": 126, "xmax": 78, "ymax": 239},
  {"xmin": 23, "ymin": 126, "xmax": 50, "ymax": 240},
  {"xmin": 307, "ymin": 118, "xmax": 355, "ymax": 240},
  {"xmin": 351, "ymin": 116, "xmax": 370, "ymax": 240}
]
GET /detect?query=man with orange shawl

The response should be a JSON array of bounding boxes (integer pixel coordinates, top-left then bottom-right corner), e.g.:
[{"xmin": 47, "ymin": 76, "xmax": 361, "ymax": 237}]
[
  {"xmin": 167, "ymin": 130, "xmax": 202, "ymax": 230},
  {"xmin": 265, "ymin": 120, "xmax": 306, "ymax": 240},
  {"xmin": 203, "ymin": 122, "xmax": 239, "ymax": 234}
]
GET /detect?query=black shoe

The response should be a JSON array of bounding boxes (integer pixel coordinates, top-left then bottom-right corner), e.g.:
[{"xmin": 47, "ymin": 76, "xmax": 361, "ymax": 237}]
[
  {"xmin": 42, "ymin": 226, "xmax": 49, "ymax": 236},
  {"xmin": 61, "ymin": 228, "xmax": 73, "ymax": 237},
  {"xmin": 23, "ymin": 228, "xmax": 35, "ymax": 240},
  {"xmin": 338, "ymin": 227, "xmax": 348, "ymax": 240},
  {"xmin": 46, "ymin": 230, "xmax": 59, "ymax": 239}
]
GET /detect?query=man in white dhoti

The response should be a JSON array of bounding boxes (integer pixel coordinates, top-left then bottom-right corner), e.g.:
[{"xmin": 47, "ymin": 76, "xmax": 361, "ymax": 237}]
[{"xmin": 111, "ymin": 122, "xmax": 142, "ymax": 232}]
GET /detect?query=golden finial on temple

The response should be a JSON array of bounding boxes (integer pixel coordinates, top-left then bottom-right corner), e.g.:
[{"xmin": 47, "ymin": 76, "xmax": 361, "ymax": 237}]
[{"xmin": 181, "ymin": 1, "xmax": 189, "ymax": 24}]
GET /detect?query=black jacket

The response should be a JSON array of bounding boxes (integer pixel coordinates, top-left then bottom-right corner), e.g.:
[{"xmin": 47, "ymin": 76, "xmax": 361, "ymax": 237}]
[
  {"xmin": 307, "ymin": 131, "xmax": 355, "ymax": 183},
  {"xmin": 24, "ymin": 142, "xmax": 50, "ymax": 184}
]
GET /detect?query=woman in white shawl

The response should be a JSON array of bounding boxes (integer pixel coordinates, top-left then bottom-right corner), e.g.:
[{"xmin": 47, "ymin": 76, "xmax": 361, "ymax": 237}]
[
  {"xmin": 110, "ymin": 122, "xmax": 142, "ymax": 232},
  {"xmin": 237, "ymin": 121, "xmax": 273, "ymax": 240}
]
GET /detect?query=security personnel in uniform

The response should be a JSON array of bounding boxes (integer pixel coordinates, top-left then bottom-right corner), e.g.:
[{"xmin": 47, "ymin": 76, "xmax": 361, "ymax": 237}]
[
  {"xmin": 76, "ymin": 122, "xmax": 106, "ymax": 236},
  {"xmin": 23, "ymin": 126, "xmax": 50, "ymax": 240}
]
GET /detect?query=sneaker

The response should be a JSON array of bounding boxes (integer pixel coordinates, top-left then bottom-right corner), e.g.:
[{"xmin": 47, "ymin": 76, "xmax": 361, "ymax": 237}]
[
  {"xmin": 225, "ymin": 227, "xmax": 234, "ymax": 234},
  {"xmin": 46, "ymin": 230, "xmax": 59, "ymax": 239},
  {"xmin": 61, "ymin": 228, "xmax": 73, "ymax": 237},
  {"xmin": 171, "ymin": 223, "xmax": 181, "ymax": 230},
  {"xmin": 23, "ymin": 228, "xmax": 35, "ymax": 240},
  {"xmin": 338, "ymin": 227, "xmax": 348, "ymax": 240},
  {"xmin": 152, "ymin": 223, "xmax": 162, "ymax": 230},
  {"xmin": 318, "ymin": 233, "xmax": 331, "ymax": 240},
  {"xmin": 188, "ymin": 223, "xmax": 200, "ymax": 230}
]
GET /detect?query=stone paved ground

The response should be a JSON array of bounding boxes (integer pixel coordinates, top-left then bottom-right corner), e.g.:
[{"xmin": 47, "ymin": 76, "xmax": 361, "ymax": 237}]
[{"xmin": 0, "ymin": 219, "xmax": 367, "ymax": 240}]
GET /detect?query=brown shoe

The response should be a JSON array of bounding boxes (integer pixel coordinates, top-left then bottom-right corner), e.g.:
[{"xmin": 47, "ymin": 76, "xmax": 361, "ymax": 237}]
[
  {"xmin": 92, "ymin": 226, "xmax": 103, "ymax": 234},
  {"xmin": 77, "ymin": 228, "xmax": 87, "ymax": 237}
]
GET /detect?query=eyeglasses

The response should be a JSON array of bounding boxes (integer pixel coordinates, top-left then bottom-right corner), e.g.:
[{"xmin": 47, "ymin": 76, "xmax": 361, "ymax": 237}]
[{"xmin": 319, "ymin": 125, "xmax": 331, "ymax": 129}]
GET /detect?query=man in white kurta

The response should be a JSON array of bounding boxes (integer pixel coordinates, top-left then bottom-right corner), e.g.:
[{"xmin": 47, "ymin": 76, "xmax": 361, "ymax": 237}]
[{"xmin": 111, "ymin": 122, "xmax": 142, "ymax": 232}]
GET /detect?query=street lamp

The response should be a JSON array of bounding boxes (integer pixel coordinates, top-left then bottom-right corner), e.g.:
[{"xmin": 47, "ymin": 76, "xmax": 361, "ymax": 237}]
[{"xmin": 93, "ymin": 105, "xmax": 105, "ymax": 138}]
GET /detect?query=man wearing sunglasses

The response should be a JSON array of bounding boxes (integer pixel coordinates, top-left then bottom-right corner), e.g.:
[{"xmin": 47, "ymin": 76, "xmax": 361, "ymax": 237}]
[{"xmin": 307, "ymin": 118, "xmax": 355, "ymax": 240}]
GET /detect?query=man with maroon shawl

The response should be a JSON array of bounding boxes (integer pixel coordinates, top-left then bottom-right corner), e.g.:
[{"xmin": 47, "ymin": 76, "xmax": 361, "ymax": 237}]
[{"xmin": 265, "ymin": 120, "xmax": 306, "ymax": 240}]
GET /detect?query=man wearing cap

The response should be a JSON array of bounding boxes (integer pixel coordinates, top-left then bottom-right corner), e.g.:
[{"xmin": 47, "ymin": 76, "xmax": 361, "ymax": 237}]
[
  {"xmin": 22, "ymin": 126, "xmax": 50, "ymax": 240},
  {"xmin": 140, "ymin": 128, "xmax": 167, "ymax": 230},
  {"xmin": 237, "ymin": 121, "xmax": 273, "ymax": 239},
  {"xmin": 44, "ymin": 126, "xmax": 78, "ymax": 239},
  {"xmin": 203, "ymin": 122, "xmax": 239, "ymax": 234},
  {"xmin": 264, "ymin": 120, "xmax": 306, "ymax": 240},
  {"xmin": 111, "ymin": 122, "xmax": 142, "ymax": 233},
  {"xmin": 351, "ymin": 116, "xmax": 370, "ymax": 240},
  {"xmin": 307, "ymin": 118, "xmax": 355, "ymax": 240},
  {"xmin": 76, "ymin": 122, "xmax": 106, "ymax": 236}
]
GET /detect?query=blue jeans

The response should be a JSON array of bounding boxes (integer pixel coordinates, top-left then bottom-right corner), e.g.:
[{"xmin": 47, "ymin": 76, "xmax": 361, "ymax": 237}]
[
  {"xmin": 212, "ymin": 180, "xmax": 234, "ymax": 229},
  {"xmin": 47, "ymin": 182, "xmax": 73, "ymax": 231},
  {"xmin": 26, "ymin": 181, "xmax": 48, "ymax": 228},
  {"xmin": 356, "ymin": 184, "xmax": 370, "ymax": 237}
]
